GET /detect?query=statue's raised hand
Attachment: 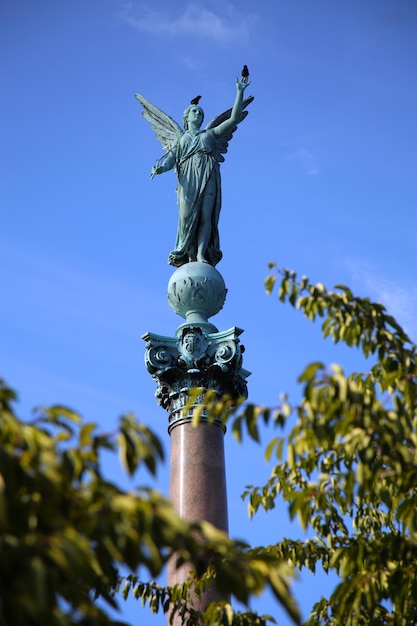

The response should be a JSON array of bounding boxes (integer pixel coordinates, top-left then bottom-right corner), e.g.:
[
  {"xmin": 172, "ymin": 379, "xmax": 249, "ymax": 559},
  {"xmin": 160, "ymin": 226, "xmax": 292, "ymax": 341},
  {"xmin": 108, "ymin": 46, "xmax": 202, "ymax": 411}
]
[{"xmin": 236, "ymin": 77, "xmax": 250, "ymax": 92}]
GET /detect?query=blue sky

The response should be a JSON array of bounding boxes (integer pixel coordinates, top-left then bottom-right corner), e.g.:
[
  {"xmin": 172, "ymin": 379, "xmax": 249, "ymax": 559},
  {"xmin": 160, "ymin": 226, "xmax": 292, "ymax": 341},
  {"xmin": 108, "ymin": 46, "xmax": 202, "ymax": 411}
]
[{"xmin": 1, "ymin": 1, "xmax": 417, "ymax": 623}]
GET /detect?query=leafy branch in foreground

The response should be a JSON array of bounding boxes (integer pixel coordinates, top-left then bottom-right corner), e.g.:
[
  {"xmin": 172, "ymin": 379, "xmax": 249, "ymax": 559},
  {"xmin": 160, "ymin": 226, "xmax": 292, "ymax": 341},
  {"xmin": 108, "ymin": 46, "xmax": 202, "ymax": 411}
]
[
  {"xmin": 198, "ymin": 266, "xmax": 417, "ymax": 624},
  {"xmin": 117, "ymin": 577, "xmax": 277, "ymax": 626},
  {"xmin": 0, "ymin": 379, "xmax": 300, "ymax": 626}
]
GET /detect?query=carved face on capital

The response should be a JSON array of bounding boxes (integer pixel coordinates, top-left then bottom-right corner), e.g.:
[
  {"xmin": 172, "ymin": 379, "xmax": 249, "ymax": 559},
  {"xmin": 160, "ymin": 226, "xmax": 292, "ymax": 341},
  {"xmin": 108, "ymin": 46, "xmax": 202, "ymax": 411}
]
[{"xmin": 184, "ymin": 332, "xmax": 202, "ymax": 356}]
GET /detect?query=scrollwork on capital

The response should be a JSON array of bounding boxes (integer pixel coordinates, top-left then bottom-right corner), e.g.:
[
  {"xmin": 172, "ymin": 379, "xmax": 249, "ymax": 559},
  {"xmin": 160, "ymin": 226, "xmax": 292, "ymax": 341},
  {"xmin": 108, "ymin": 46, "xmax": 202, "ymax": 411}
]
[
  {"xmin": 213, "ymin": 340, "xmax": 240, "ymax": 371},
  {"xmin": 146, "ymin": 345, "xmax": 175, "ymax": 371}
]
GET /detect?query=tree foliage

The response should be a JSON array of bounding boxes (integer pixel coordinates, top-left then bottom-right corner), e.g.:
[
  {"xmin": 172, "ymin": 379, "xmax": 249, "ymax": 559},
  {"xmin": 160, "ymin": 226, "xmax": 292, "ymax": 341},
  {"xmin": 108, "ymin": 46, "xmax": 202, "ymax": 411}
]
[
  {"xmin": 227, "ymin": 266, "xmax": 417, "ymax": 624},
  {"xmin": 0, "ymin": 380, "xmax": 296, "ymax": 626},
  {"xmin": 1, "ymin": 264, "xmax": 417, "ymax": 625}
]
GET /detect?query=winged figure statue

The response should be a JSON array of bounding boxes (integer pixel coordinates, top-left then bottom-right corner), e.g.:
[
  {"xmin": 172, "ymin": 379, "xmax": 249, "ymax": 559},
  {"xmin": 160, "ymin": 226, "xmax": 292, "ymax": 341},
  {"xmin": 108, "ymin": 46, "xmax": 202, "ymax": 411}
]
[{"xmin": 135, "ymin": 70, "xmax": 253, "ymax": 267}]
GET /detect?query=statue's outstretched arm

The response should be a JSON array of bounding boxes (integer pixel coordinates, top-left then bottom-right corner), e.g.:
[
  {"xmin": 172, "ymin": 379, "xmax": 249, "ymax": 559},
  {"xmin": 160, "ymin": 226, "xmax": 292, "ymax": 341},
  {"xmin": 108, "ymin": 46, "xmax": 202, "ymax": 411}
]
[
  {"xmin": 150, "ymin": 151, "xmax": 176, "ymax": 179},
  {"xmin": 212, "ymin": 78, "xmax": 250, "ymax": 137}
]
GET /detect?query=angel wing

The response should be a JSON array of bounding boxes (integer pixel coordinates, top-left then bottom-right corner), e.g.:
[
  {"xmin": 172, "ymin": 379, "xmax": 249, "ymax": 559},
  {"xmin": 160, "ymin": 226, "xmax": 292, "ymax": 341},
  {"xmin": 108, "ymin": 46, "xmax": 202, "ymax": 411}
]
[
  {"xmin": 135, "ymin": 93, "xmax": 182, "ymax": 153},
  {"xmin": 205, "ymin": 95, "xmax": 254, "ymax": 162}
]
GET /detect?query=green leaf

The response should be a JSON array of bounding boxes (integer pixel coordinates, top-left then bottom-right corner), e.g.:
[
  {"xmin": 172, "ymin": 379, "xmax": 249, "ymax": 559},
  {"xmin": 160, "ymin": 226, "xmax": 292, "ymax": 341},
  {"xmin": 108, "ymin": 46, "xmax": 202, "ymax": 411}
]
[
  {"xmin": 80, "ymin": 422, "xmax": 96, "ymax": 447},
  {"xmin": 298, "ymin": 362, "xmax": 324, "ymax": 383}
]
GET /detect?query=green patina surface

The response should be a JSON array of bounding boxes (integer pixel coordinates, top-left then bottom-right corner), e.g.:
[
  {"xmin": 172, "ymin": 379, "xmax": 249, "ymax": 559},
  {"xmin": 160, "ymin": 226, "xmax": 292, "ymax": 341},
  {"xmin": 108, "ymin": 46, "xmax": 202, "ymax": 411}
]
[{"xmin": 135, "ymin": 70, "xmax": 253, "ymax": 268}]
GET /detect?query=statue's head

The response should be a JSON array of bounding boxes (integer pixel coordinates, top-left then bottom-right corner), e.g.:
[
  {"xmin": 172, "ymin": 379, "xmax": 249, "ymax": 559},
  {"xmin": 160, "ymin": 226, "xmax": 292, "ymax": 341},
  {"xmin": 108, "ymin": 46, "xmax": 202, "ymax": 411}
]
[{"xmin": 183, "ymin": 105, "xmax": 204, "ymax": 130}]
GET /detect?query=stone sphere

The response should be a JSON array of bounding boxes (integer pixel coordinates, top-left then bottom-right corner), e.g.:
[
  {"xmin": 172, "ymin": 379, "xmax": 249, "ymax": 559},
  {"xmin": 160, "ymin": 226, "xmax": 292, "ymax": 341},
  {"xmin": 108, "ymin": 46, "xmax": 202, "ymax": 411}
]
[{"xmin": 167, "ymin": 262, "xmax": 227, "ymax": 325}]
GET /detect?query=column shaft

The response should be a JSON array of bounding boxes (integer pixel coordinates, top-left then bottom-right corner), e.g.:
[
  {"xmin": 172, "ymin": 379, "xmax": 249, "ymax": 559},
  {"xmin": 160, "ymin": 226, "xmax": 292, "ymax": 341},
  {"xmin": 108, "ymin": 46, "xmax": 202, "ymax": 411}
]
[{"xmin": 167, "ymin": 420, "xmax": 228, "ymax": 621}]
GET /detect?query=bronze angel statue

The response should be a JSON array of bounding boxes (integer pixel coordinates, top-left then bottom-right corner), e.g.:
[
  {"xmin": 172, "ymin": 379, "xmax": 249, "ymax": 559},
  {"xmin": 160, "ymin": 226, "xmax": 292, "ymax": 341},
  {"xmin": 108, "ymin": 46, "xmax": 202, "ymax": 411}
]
[{"xmin": 135, "ymin": 69, "xmax": 253, "ymax": 267}]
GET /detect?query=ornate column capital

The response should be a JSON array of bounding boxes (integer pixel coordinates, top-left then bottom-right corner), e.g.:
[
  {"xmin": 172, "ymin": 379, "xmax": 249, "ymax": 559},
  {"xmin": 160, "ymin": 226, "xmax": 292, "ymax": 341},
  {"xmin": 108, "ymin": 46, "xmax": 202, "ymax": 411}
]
[{"xmin": 142, "ymin": 325, "xmax": 250, "ymax": 432}]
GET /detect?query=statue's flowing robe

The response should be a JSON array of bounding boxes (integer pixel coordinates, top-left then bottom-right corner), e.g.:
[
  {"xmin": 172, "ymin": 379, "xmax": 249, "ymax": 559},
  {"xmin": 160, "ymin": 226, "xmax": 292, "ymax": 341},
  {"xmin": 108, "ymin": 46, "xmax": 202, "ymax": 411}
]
[{"xmin": 168, "ymin": 130, "xmax": 222, "ymax": 267}]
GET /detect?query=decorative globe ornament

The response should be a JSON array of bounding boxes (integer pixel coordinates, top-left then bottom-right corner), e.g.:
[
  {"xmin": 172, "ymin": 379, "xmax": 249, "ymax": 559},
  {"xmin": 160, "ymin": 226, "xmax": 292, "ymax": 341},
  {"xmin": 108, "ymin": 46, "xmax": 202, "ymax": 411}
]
[{"xmin": 167, "ymin": 262, "xmax": 227, "ymax": 333}]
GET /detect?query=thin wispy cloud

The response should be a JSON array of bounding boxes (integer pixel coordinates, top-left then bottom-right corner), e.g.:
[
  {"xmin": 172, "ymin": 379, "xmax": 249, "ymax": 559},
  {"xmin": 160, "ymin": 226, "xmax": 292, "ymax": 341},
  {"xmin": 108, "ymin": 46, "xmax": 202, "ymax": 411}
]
[
  {"xmin": 346, "ymin": 257, "xmax": 417, "ymax": 341},
  {"xmin": 284, "ymin": 147, "xmax": 320, "ymax": 176},
  {"xmin": 122, "ymin": 2, "xmax": 253, "ymax": 43}
]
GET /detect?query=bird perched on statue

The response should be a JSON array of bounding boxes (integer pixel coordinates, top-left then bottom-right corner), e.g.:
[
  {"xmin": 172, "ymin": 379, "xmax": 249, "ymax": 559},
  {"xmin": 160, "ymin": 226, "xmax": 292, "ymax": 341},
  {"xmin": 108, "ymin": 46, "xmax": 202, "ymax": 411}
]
[
  {"xmin": 190, "ymin": 95, "xmax": 201, "ymax": 105},
  {"xmin": 242, "ymin": 65, "xmax": 249, "ymax": 80}
]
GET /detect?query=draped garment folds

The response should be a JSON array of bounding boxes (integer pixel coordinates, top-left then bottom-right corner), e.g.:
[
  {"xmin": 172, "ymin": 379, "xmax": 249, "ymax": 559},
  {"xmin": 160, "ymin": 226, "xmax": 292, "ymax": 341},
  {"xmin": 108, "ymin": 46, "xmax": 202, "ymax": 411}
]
[{"xmin": 168, "ymin": 130, "xmax": 222, "ymax": 267}]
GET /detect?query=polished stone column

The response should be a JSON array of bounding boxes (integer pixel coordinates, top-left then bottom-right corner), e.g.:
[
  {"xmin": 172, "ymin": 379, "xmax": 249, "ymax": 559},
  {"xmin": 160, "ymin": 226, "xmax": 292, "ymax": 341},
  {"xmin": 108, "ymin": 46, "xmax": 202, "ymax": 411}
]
[
  {"xmin": 169, "ymin": 420, "xmax": 228, "ymax": 531},
  {"xmin": 167, "ymin": 419, "xmax": 228, "ymax": 614}
]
